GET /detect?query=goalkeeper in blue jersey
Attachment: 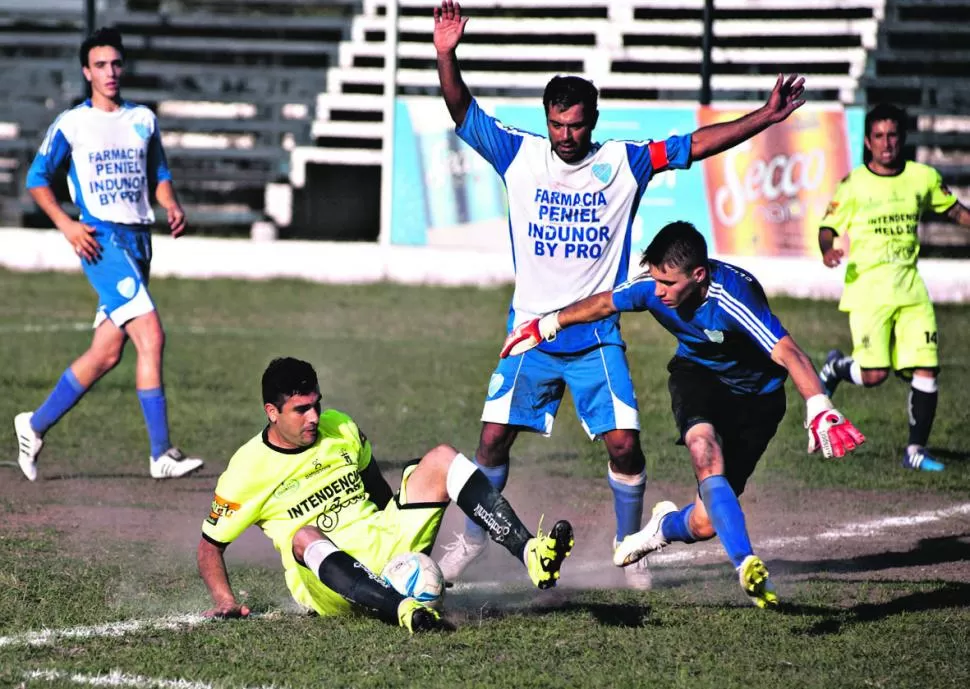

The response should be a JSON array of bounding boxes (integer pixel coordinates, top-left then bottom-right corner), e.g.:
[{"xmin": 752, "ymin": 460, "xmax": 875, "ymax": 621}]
[
  {"xmin": 502, "ymin": 221, "xmax": 865, "ymax": 607},
  {"xmin": 13, "ymin": 28, "xmax": 201, "ymax": 481}
]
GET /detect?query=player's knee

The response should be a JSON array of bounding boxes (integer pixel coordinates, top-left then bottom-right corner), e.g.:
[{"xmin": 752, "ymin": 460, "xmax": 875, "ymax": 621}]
[
  {"xmin": 685, "ymin": 433, "xmax": 720, "ymax": 476},
  {"xmin": 605, "ymin": 432, "xmax": 644, "ymax": 475},
  {"xmin": 477, "ymin": 424, "xmax": 515, "ymax": 466},
  {"xmin": 861, "ymin": 369, "xmax": 889, "ymax": 387},
  {"xmin": 423, "ymin": 443, "xmax": 459, "ymax": 471},
  {"xmin": 291, "ymin": 526, "xmax": 325, "ymax": 563}
]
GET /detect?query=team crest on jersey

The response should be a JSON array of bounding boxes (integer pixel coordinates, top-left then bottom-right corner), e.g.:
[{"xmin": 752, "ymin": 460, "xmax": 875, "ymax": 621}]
[
  {"xmin": 591, "ymin": 163, "xmax": 612, "ymax": 183},
  {"xmin": 116, "ymin": 277, "xmax": 136, "ymax": 299},
  {"xmin": 704, "ymin": 329, "xmax": 725, "ymax": 343},
  {"xmin": 207, "ymin": 494, "xmax": 241, "ymax": 526},
  {"xmin": 273, "ymin": 478, "xmax": 300, "ymax": 499},
  {"xmin": 488, "ymin": 373, "xmax": 505, "ymax": 398},
  {"xmin": 133, "ymin": 122, "xmax": 151, "ymax": 140}
]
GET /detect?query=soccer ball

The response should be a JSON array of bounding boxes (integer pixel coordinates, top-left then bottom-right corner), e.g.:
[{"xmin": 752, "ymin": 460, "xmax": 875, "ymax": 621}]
[{"xmin": 381, "ymin": 552, "xmax": 445, "ymax": 610}]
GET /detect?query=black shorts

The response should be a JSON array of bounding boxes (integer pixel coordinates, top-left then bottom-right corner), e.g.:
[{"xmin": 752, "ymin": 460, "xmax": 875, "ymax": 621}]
[{"xmin": 667, "ymin": 357, "xmax": 787, "ymax": 496}]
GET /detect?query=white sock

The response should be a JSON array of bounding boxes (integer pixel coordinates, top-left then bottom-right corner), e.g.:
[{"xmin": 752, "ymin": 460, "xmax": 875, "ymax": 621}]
[
  {"xmin": 445, "ymin": 452, "xmax": 478, "ymax": 503},
  {"xmin": 848, "ymin": 361, "xmax": 863, "ymax": 385},
  {"xmin": 302, "ymin": 539, "xmax": 339, "ymax": 576}
]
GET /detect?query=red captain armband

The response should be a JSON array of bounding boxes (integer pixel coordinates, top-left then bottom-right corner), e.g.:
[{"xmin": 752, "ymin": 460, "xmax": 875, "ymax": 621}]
[{"xmin": 648, "ymin": 141, "xmax": 669, "ymax": 171}]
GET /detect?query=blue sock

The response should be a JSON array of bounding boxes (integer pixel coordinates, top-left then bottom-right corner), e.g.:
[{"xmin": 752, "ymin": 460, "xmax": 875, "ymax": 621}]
[
  {"xmin": 698, "ymin": 475, "xmax": 753, "ymax": 569},
  {"xmin": 608, "ymin": 468, "xmax": 646, "ymax": 542},
  {"xmin": 137, "ymin": 387, "xmax": 171, "ymax": 459},
  {"xmin": 31, "ymin": 368, "xmax": 87, "ymax": 434},
  {"xmin": 465, "ymin": 461, "xmax": 509, "ymax": 541},
  {"xmin": 661, "ymin": 504, "xmax": 698, "ymax": 544}
]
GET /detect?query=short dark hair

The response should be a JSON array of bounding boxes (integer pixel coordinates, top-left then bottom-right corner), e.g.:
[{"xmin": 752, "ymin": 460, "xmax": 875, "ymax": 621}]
[
  {"xmin": 640, "ymin": 221, "xmax": 708, "ymax": 272},
  {"xmin": 543, "ymin": 75, "xmax": 598, "ymax": 115},
  {"xmin": 79, "ymin": 27, "xmax": 125, "ymax": 67},
  {"xmin": 865, "ymin": 103, "xmax": 907, "ymax": 140},
  {"xmin": 262, "ymin": 357, "xmax": 319, "ymax": 409}
]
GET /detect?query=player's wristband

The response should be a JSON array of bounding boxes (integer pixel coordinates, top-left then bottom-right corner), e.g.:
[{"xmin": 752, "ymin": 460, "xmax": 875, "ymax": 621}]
[
  {"xmin": 805, "ymin": 393, "xmax": 834, "ymax": 426},
  {"xmin": 537, "ymin": 312, "xmax": 562, "ymax": 342}
]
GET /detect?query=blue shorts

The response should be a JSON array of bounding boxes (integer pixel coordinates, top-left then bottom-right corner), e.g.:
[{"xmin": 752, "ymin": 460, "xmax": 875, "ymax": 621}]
[
  {"xmin": 81, "ymin": 223, "xmax": 156, "ymax": 328},
  {"xmin": 481, "ymin": 345, "xmax": 640, "ymax": 439}
]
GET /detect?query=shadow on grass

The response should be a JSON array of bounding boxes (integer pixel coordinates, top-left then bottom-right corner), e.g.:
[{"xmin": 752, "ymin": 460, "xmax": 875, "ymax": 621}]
[
  {"xmin": 778, "ymin": 580, "xmax": 970, "ymax": 637},
  {"xmin": 40, "ymin": 471, "xmax": 222, "ymax": 481},
  {"xmin": 768, "ymin": 533, "xmax": 970, "ymax": 578},
  {"xmin": 924, "ymin": 447, "xmax": 970, "ymax": 463}
]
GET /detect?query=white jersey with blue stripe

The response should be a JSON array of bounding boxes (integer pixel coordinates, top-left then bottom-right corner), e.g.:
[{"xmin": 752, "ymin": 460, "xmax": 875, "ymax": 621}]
[
  {"xmin": 457, "ymin": 98, "xmax": 692, "ymax": 354},
  {"xmin": 27, "ymin": 100, "xmax": 172, "ymax": 227},
  {"xmin": 612, "ymin": 260, "xmax": 789, "ymax": 394}
]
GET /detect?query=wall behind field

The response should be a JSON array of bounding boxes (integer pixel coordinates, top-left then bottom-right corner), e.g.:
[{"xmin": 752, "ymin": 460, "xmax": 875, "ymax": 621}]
[{"xmin": 4, "ymin": 228, "xmax": 970, "ymax": 303}]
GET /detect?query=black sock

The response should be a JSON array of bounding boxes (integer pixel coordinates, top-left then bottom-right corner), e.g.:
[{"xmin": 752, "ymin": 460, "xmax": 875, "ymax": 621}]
[
  {"xmin": 456, "ymin": 469, "xmax": 532, "ymax": 560},
  {"xmin": 908, "ymin": 387, "xmax": 938, "ymax": 447},
  {"xmin": 317, "ymin": 551, "xmax": 403, "ymax": 622}
]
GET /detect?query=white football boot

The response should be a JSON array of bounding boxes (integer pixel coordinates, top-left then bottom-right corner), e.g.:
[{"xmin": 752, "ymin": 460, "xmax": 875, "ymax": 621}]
[
  {"xmin": 437, "ymin": 532, "xmax": 488, "ymax": 584},
  {"xmin": 14, "ymin": 412, "xmax": 43, "ymax": 481},
  {"xmin": 614, "ymin": 539, "xmax": 653, "ymax": 590},
  {"xmin": 613, "ymin": 500, "xmax": 678, "ymax": 566},
  {"xmin": 150, "ymin": 447, "xmax": 204, "ymax": 479}
]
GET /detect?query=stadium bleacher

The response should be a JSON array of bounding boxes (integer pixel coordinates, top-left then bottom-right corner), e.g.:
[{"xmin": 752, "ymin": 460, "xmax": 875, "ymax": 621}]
[
  {"xmin": 862, "ymin": 0, "xmax": 970, "ymax": 252},
  {"xmin": 3, "ymin": 0, "xmax": 968, "ymax": 250}
]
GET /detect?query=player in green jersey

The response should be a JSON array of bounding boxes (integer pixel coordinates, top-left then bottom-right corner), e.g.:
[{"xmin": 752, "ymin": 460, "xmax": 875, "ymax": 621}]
[
  {"xmin": 817, "ymin": 103, "xmax": 970, "ymax": 472},
  {"xmin": 197, "ymin": 357, "xmax": 574, "ymax": 633}
]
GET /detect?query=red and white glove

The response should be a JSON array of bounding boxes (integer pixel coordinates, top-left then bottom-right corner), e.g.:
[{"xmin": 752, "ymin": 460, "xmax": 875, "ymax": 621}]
[
  {"xmin": 500, "ymin": 313, "xmax": 562, "ymax": 358},
  {"xmin": 805, "ymin": 394, "xmax": 866, "ymax": 459}
]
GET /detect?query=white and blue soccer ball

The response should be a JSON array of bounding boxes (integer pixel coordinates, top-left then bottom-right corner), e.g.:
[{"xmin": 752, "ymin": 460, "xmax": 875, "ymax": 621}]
[{"xmin": 381, "ymin": 552, "xmax": 445, "ymax": 610}]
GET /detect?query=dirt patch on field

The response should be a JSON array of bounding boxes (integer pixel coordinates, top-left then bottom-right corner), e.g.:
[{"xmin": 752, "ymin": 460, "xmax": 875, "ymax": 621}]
[{"xmin": 2, "ymin": 465, "xmax": 968, "ymax": 594}]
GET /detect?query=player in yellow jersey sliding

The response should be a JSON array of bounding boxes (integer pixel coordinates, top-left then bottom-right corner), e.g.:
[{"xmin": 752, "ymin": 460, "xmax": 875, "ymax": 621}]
[
  {"xmin": 818, "ymin": 103, "xmax": 970, "ymax": 472},
  {"xmin": 197, "ymin": 357, "xmax": 574, "ymax": 633}
]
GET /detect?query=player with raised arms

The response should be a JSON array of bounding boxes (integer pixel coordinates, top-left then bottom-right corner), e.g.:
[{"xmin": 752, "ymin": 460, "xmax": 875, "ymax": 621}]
[
  {"xmin": 502, "ymin": 221, "xmax": 865, "ymax": 607},
  {"xmin": 432, "ymin": 0, "xmax": 806, "ymax": 588},
  {"xmin": 198, "ymin": 357, "xmax": 574, "ymax": 633},
  {"xmin": 14, "ymin": 27, "xmax": 201, "ymax": 480}
]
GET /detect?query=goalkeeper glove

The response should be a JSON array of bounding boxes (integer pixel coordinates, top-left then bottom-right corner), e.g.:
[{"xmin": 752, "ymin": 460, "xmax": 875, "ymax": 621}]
[
  {"xmin": 805, "ymin": 394, "xmax": 866, "ymax": 459},
  {"xmin": 500, "ymin": 313, "xmax": 562, "ymax": 358}
]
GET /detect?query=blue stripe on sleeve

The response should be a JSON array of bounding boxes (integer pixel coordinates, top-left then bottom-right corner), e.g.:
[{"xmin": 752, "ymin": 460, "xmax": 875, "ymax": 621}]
[
  {"xmin": 147, "ymin": 126, "xmax": 172, "ymax": 185},
  {"xmin": 663, "ymin": 133, "xmax": 693, "ymax": 170},
  {"xmin": 455, "ymin": 99, "xmax": 525, "ymax": 177},
  {"xmin": 26, "ymin": 128, "xmax": 72, "ymax": 189},
  {"xmin": 611, "ymin": 274, "xmax": 656, "ymax": 313}
]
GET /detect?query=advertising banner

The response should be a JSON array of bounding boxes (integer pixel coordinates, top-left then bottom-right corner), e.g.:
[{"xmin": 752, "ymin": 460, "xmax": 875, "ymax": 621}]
[{"xmin": 391, "ymin": 97, "xmax": 863, "ymax": 258}]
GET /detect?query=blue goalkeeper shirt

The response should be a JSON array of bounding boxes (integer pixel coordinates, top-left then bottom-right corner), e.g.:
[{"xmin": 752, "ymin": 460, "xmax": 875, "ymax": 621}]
[{"xmin": 612, "ymin": 259, "xmax": 789, "ymax": 395}]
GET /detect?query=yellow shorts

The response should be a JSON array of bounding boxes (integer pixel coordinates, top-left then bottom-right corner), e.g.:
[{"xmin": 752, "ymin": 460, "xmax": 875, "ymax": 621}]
[
  {"xmin": 291, "ymin": 461, "xmax": 448, "ymax": 616},
  {"xmin": 848, "ymin": 300, "xmax": 939, "ymax": 371}
]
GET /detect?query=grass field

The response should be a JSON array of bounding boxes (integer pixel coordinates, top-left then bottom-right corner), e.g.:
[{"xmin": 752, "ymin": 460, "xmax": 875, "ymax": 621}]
[{"xmin": 1, "ymin": 267, "xmax": 969, "ymax": 689}]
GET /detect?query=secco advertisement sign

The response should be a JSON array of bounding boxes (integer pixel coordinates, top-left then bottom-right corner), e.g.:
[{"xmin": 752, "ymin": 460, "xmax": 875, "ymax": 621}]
[
  {"xmin": 699, "ymin": 107, "xmax": 863, "ymax": 256},
  {"xmin": 390, "ymin": 97, "xmax": 862, "ymax": 258}
]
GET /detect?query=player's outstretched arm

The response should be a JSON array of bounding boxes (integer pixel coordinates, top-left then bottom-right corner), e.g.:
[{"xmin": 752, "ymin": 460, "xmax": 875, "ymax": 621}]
[
  {"xmin": 770, "ymin": 335, "xmax": 865, "ymax": 459},
  {"xmin": 198, "ymin": 537, "xmax": 251, "ymax": 618},
  {"xmin": 500, "ymin": 291, "xmax": 618, "ymax": 357},
  {"xmin": 433, "ymin": 0, "xmax": 472, "ymax": 126},
  {"xmin": 690, "ymin": 74, "xmax": 806, "ymax": 161}
]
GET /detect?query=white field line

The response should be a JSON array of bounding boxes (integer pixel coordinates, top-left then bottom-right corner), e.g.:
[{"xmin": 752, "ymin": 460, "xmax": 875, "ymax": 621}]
[
  {"xmin": 23, "ymin": 669, "xmax": 281, "ymax": 689},
  {"xmin": 0, "ymin": 614, "xmax": 208, "ymax": 649},
  {"xmin": 455, "ymin": 501, "xmax": 970, "ymax": 592}
]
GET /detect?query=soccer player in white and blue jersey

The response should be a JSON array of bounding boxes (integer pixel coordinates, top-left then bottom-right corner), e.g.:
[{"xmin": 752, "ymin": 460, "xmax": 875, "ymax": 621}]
[
  {"xmin": 13, "ymin": 28, "xmax": 202, "ymax": 481},
  {"xmin": 503, "ymin": 221, "xmax": 866, "ymax": 607},
  {"xmin": 432, "ymin": 0, "xmax": 807, "ymax": 587}
]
